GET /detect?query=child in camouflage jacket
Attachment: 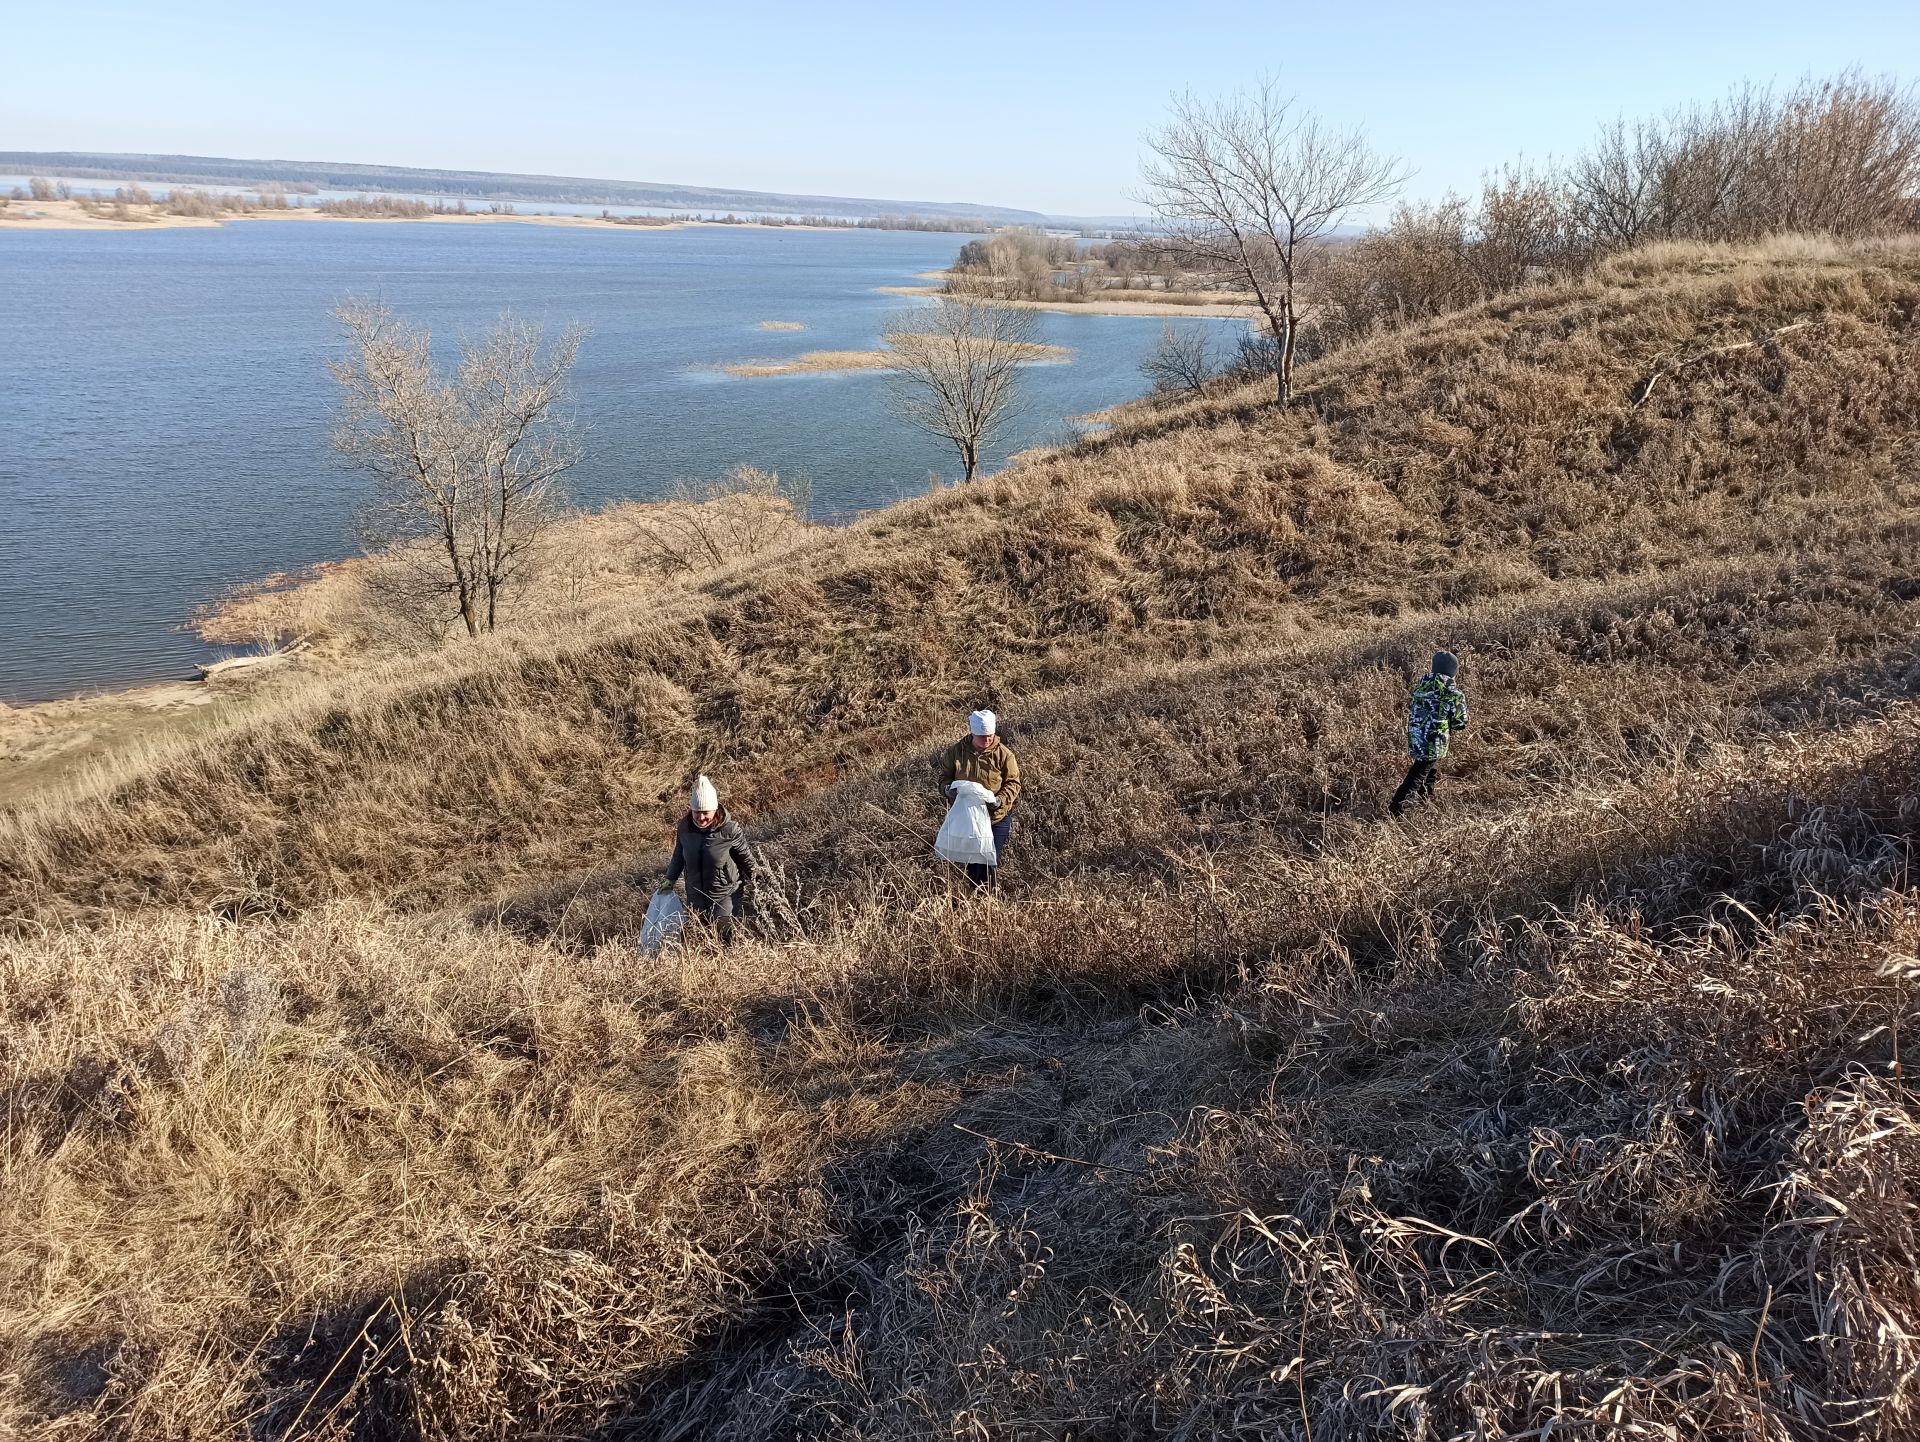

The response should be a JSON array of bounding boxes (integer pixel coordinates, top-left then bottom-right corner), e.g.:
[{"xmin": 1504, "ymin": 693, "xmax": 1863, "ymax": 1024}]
[{"xmin": 1390, "ymin": 650, "xmax": 1467, "ymax": 816}]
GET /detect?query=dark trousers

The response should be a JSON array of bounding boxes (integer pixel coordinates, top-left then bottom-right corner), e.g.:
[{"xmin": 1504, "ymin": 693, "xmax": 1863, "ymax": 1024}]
[
  {"xmin": 967, "ymin": 814, "xmax": 1014, "ymax": 890},
  {"xmin": 1389, "ymin": 758, "xmax": 1440, "ymax": 815},
  {"xmin": 690, "ymin": 891, "xmax": 736, "ymax": 943}
]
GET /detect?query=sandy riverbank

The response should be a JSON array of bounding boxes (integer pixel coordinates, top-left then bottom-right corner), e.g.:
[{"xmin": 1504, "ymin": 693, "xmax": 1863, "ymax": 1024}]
[{"xmin": 0, "ymin": 679, "xmax": 241, "ymax": 807}]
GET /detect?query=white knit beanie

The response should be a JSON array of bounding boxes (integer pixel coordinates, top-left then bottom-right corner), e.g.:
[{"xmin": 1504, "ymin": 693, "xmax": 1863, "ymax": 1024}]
[
  {"xmin": 690, "ymin": 775, "xmax": 719, "ymax": 811},
  {"xmin": 968, "ymin": 709, "xmax": 996, "ymax": 737}
]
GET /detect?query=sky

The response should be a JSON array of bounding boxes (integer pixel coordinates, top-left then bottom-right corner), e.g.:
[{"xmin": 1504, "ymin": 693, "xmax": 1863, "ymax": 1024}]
[{"xmin": 4, "ymin": 1, "xmax": 1917, "ymax": 217}]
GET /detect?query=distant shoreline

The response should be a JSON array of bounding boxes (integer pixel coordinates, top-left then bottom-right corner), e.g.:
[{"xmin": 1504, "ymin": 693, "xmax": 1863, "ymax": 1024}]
[
  {"xmin": 0, "ymin": 197, "xmax": 875, "ymax": 235},
  {"xmin": 877, "ymin": 274, "xmax": 1256, "ymax": 319}
]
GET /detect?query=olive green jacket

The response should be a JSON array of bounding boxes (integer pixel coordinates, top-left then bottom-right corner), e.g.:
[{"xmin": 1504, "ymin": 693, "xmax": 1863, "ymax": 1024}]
[{"xmin": 935, "ymin": 738, "xmax": 1023, "ymax": 823}]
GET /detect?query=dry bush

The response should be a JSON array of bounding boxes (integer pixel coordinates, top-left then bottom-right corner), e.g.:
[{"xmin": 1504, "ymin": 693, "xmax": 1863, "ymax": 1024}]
[
  {"xmin": 1140, "ymin": 320, "xmax": 1221, "ymax": 396},
  {"xmin": 1571, "ymin": 72, "xmax": 1920, "ymax": 249},
  {"xmin": 1312, "ymin": 72, "xmax": 1918, "ymax": 350},
  {"xmin": 159, "ymin": 188, "xmax": 259, "ymax": 218},
  {"xmin": 635, "ymin": 467, "xmax": 812, "ymax": 576},
  {"xmin": 947, "ymin": 226, "xmax": 1084, "ymax": 300},
  {"xmin": 318, "ymin": 194, "xmax": 474, "ymax": 218}
]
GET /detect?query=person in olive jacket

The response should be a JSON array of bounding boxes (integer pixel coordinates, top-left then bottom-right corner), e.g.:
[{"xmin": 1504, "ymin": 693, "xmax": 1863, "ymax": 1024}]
[
  {"xmin": 934, "ymin": 709, "xmax": 1023, "ymax": 889},
  {"xmin": 656, "ymin": 774, "xmax": 759, "ymax": 942}
]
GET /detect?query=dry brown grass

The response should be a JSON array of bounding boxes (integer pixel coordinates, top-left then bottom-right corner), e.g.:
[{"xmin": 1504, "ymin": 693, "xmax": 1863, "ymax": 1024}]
[
  {"xmin": 7, "ymin": 707, "xmax": 1915, "ymax": 1437},
  {"xmin": 5, "ymin": 236, "xmax": 1920, "ymax": 1438},
  {"xmin": 0, "ymin": 906, "xmax": 949, "ymax": 1438}
]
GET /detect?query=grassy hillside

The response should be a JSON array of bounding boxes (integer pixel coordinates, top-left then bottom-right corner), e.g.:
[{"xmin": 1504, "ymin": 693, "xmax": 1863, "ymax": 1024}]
[
  {"xmin": 4, "ymin": 235, "xmax": 1916, "ymax": 922},
  {"xmin": 4, "ymin": 236, "xmax": 1920, "ymax": 1439}
]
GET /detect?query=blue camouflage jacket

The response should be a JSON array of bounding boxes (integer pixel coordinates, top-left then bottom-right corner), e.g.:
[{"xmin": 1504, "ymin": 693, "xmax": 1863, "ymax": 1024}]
[{"xmin": 1407, "ymin": 675, "xmax": 1469, "ymax": 760}]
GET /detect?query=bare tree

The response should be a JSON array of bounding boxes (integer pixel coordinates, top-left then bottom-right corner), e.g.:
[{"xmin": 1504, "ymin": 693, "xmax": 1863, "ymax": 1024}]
[
  {"xmin": 1141, "ymin": 321, "xmax": 1220, "ymax": 397},
  {"xmin": 883, "ymin": 294, "xmax": 1041, "ymax": 481},
  {"xmin": 331, "ymin": 300, "xmax": 585, "ymax": 637},
  {"xmin": 1141, "ymin": 81, "xmax": 1405, "ymax": 405}
]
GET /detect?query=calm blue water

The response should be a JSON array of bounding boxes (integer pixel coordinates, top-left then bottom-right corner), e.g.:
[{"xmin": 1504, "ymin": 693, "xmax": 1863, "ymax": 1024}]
[{"xmin": 0, "ymin": 222, "xmax": 1244, "ymax": 703}]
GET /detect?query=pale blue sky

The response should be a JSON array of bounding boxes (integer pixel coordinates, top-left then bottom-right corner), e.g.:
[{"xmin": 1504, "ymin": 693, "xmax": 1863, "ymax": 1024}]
[{"xmin": 4, "ymin": 1, "xmax": 1915, "ymax": 215}]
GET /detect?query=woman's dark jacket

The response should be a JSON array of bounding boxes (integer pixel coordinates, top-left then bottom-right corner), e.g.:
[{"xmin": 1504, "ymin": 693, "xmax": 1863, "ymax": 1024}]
[{"xmin": 664, "ymin": 810, "xmax": 758, "ymax": 908}]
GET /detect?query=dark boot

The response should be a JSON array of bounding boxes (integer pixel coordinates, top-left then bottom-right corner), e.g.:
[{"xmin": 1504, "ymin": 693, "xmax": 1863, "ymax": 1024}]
[{"xmin": 1389, "ymin": 759, "xmax": 1438, "ymax": 816}]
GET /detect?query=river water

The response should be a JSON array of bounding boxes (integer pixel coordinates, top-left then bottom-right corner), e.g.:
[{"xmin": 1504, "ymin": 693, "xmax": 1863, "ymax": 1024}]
[{"xmin": 0, "ymin": 221, "xmax": 1243, "ymax": 702}]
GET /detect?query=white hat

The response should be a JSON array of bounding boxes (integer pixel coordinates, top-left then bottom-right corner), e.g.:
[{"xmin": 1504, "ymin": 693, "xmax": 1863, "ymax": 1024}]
[
  {"xmin": 968, "ymin": 709, "xmax": 996, "ymax": 737},
  {"xmin": 690, "ymin": 775, "xmax": 719, "ymax": 811}
]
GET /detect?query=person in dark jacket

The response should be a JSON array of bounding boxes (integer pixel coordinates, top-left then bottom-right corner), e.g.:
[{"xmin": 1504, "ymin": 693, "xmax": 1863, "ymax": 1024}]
[
  {"xmin": 934, "ymin": 709, "xmax": 1023, "ymax": 889},
  {"xmin": 656, "ymin": 774, "xmax": 758, "ymax": 942},
  {"xmin": 1390, "ymin": 651, "xmax": 1469, "ymax": 817}
]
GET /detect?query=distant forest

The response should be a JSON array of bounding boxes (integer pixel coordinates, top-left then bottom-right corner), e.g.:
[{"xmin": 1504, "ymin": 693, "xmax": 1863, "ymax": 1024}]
[{"xmin": 0, "ymin": 151, "xmax": 1049, "ymax": 226}]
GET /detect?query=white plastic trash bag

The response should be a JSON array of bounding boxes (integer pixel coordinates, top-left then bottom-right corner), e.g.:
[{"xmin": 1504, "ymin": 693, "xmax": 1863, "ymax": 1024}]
[
  {"xmin": 639, "ymin": 889, "xmax": 688, "ymax": 955},
  {"xmin": 935, "ymin": 780, "xmax": 999, "ymax": 867}
]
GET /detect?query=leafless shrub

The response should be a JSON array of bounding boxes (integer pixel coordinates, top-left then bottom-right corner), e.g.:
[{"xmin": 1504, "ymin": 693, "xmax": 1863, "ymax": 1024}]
[
  {"xmin": 1140, "ymin": 321, "xmax": 1222, "ymax": 397},
  {"xmin": 1221, "ymin": 326, "xmax": 1286, "ymax": 386},
  {"xmin": 947, "ymin": 226, "xmax": 1084, "ymax": 300},
  {"xmin": 27, "ymin": 176, "xmax": 54, "ymax": 201},
  {"xmin": 1306, "ymin": 72, "xmax": 1915, "ymax": 354},
  {"xmin": 1569, "ymin": 73, "xmax": 1920, "ymax": 249},
  {"xmin": 636, "ymin": 466, "xmax": 812, "ymax": 576},
  {"xmin": 159, "ymin": 188, "xmax": 252, "ymax": 218},
  {"xmin": 319, "ymin": 193, "xmax": 473, "ymax": 218}
]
